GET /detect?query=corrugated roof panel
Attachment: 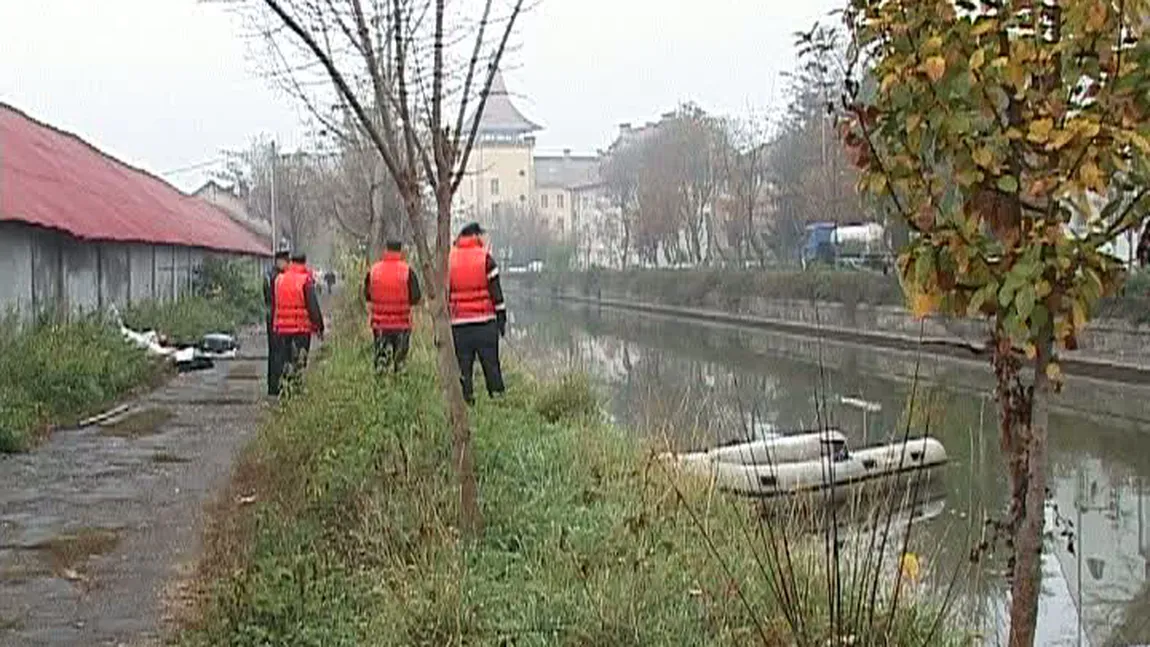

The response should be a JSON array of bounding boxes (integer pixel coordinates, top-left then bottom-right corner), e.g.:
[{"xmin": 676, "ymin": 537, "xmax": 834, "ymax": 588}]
[{"xmin": 0, "ymin": 103, "xmax": 270, "ymax": 256}]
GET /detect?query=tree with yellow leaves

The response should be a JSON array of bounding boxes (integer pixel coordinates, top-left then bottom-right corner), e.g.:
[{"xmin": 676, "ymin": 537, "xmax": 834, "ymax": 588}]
[{"xmin": 833, "ymin": 0, "xmax": 1150, "ymax": 644}]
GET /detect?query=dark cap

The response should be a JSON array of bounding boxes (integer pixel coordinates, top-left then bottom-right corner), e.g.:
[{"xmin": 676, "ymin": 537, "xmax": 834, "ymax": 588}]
[
  {"xmin": 459, "ymin": 222, "xmax": 485, "ymax": 237},
  {"xmin": 290, "ymin": 252, "xmax": 307, "ymax": 263},
  {"xmin": 385, "ymin": 240, "xmax": 403, "ymax": 252},
  {"xmin": 274, "ymin": 246, "xmax": 291, "ymax": 259}
]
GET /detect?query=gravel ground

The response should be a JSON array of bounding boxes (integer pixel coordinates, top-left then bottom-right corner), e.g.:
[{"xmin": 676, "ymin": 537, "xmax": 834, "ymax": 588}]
[{"xmin": 0, "ymin": 331, "xmax": 272, "ymax": 647}]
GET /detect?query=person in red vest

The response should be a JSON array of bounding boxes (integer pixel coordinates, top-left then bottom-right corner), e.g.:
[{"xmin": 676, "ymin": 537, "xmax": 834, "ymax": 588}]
[
  {"xmin": 448, "ymin": 222, "xmax": 507, "ymax": 405},
  {"xmin": 270, "ymin": 252, "xmax": 325, "ymax": 396},
  {"xmin": 364, "ymin": 240, "xmax": 422, "ymax": 373}
]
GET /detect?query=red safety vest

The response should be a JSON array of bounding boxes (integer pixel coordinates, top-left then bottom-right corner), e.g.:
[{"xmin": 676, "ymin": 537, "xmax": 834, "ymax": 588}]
[
  {"xmin": 368, "ymin": 252, "xmax": 412, "ymax": 332},
  {"xmin": 273, "ymin": 264, "xmax": 313, "ymax": 335},
  {"xmin": 448, "ymin": 235, "xmax": 495, "ymax": 325}
]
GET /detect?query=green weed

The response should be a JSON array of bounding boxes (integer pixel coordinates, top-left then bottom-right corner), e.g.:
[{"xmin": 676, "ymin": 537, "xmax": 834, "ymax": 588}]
[
  {"xmin": 181, "ymin": 297, "xmax": 963, "ymax": 646},
  {"xmin": 0, "ymin": 316, "xmax": 164, "ymax": 452}
]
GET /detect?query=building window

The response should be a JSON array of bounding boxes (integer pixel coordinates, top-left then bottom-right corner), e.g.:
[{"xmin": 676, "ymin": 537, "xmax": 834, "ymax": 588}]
[
  {"xmin": 557, "ymin": 193, "xmax": 565, "ymax": 209},
  {"xmin": 558, "ymin": 218, "xmax": 565, "ymax": 232},
  {"xmin": 519, "ymin": 194, "xmax": 525, "ymax": 202},
  {"xmin": 541, "ymin": 194, "xmax": 549, "ymax": 208},
  {"xmin": 490, "ymin": 178, "xmax": 500, "ymax": 196}
]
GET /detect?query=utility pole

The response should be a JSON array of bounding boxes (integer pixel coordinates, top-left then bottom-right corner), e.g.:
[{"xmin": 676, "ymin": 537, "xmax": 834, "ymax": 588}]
[{"xmin": 270, "ymin": 139, "xmax": 278, "ymax": 250}]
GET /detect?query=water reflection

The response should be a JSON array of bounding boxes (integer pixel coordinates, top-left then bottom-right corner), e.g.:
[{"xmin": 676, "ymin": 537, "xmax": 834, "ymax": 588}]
[{"xmin": 508, "ymin": 297, "xmax": 1150, "ymax": 646}]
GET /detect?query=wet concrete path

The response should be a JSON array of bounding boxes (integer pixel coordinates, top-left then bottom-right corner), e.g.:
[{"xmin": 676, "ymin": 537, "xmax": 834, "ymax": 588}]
[{"xmin": 0, "ymin": 331, "xmax": 268, "ymax": 647}]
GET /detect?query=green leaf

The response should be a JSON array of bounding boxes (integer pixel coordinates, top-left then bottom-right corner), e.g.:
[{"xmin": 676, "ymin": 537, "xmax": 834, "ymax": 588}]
[
  {"xmin": 968, "ymin": 284, "xmax": 992, "ymax": 316},
  {"xmin": 1015, "ymin": 284, "xmax": 1036, "ymax": 321},
  {"xmin": 1030, "ymin": 304, "xmax": 1050, "ymax": 333},
  {"xmin": 997, "ymin": 175, "xmax": 1019, "ymax": 193},
  {"xmin": 999, "ymin": 280, "xmax": 1018, "ymax": 307},
  {"xmin": 915, "ymin": 250, "xmax": 936, "ymax": 286}
]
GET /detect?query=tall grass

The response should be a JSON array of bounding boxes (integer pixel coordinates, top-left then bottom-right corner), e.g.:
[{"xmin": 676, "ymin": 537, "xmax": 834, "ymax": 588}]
[
  {"xmin": 0, "ymin": 314, "xmax": 164, "ymax": 452},
  {"xmin": 1, "ymin": 258, "xmax": 267, "ymax": 452},
  {"xmin": 181, "ymin": 295, "xmax": 965, "ymax": 646}
]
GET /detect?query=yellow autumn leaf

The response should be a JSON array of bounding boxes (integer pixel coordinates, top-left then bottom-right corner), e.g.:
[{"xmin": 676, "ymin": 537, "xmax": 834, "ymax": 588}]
[
  {"xmin": 1036, "ymin": 280, "xmax": 1052, "ymax": 298},
  {"xmin": 925, "ymin": 36, "xmax": 944, "ymax": 52},
  {"xmin": 907, "ymin": 114, "xmax": 922, "ymax": 131},
  {"xmin": 1028, "ymin": 118, "xmax": 1054, "ymax": 144},
  {"xmin": 1048, "ymin": 128, "xmax": 1076, "ymax": 151},
  {"xmin": 924, "ymin": 56, "xmax": 947, "ymax": 82},
  {"xmin": 881, "ymin": 73, "xmax": 900, "ymax": 93},
  {"xmin": 910, "ymin": 291, "xmax": 940, "ymax": 319},
  {"xmin": 1129, "ymin": 132, "xmax": 1150, "ymax": 155},
  {"xmin": 1075, "ymin": 119, "xmax": 1102, "ymax": 139},
  {"xmin": 1045, "ymin": 362, "xmax": 1063, "ymax": 383},
  {"xmin": 1071, "ymin": 300, "xmax": 1087, "ymax": 329},
  {"xmin": 1007, "ymin": 63, "xmax": 1029, "ymax": 94},
  {"xmin": 971, "ymin": 19, "xmax": 997, "ymax": 37},
  {"xmin": 973, "ymin": 147, "xmax": 993, "ymax": 168},
  {"xmin": 1005, "ymin": 127, "xmax": 1024, "ymax": 140},
  {"xmin": 870, "ymin": 173, "xmax": 889, "ymax": 194},
  {"xmin": 1025, "ymin": 343, "xmax": 1037, "ymax": 359},
  {"xmin": 969, "ymin": 48, "xmax": 986, "ymax": 71},
  {"xmin": 1079, "ymin": 162, "xmax": 1104, "ymax": 191}
]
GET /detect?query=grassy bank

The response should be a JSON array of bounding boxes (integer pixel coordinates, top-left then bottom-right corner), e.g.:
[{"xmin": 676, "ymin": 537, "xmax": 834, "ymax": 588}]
[
  {"xmin": 181, "ymin": 300, "xmax": 962, "ymax": 645},
  {"xmin": 0, "ymin": 315, "xmax": 165, "ymax": 452},
  {"xmin": 519, "ymin": 267, "xmax": 1150, "ymax": 325},
  {"xmin": 0, "ymin": 259, "xmax": 265, "ymax": 452}
]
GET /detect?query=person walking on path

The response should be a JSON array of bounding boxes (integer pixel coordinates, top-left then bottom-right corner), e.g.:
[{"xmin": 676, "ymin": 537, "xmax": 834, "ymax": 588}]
[
  {"xmin": 263, "ymin": 247, "xmax": 290, "ymax": 396},
  {"xmin": 364, "ymin": 240, "xmax": 422, "ymax": 373},
  {"xmin": 447, "ymin": 222, "xmax": 507, "ymax": 405},
  {"xmin": 270, "ymin": 252, "xmax": 325, "ymax": 396}
]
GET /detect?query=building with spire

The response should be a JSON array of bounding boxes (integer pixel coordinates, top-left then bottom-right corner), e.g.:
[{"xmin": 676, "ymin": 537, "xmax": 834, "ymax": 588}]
[{"xmin": 456, "ymin": 70, "xmax": 542, "ymax": 234}]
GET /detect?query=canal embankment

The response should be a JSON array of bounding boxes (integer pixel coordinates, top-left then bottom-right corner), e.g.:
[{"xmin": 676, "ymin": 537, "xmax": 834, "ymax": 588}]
[
  {"xmin": 175, "ymin": 293, "xmax": 963, "ymax": 646},
  {"xmin": 506, "ymin": 269, "xmax": 1150, "ymax": 382}
]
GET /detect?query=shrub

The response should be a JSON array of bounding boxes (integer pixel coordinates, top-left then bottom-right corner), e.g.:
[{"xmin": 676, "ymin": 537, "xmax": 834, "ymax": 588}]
[
  {"xmin": 535, "ymin": 372, "xmax": 599, "ymax": 423},
  {"xmin": 0, "ymin": 315, "xmax": 164, "ymax": 451}
]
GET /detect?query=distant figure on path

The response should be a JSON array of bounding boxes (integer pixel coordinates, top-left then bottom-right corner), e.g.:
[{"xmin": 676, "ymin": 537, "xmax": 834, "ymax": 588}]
[
  {"xmin": 263, "ymin": 246, "xmax": 290, "ymax": 396},
  {"xmin": 270, "ymin": 252, "xmax": 325, "ymax": 396},
  {"xmin": 364, "ymin": 241, "xmax": 421, "ymax": 373},
  {"xmin": 448, "ymin": 222, "xmax": 507, "ymax": 405},
  {"xmin": 324, "ymin": 269, "xmax": 337, "ymax": 293}
]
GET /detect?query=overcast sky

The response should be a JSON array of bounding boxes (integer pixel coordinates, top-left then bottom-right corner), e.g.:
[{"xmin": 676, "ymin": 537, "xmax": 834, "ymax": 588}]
[{"xmin": 0, "ymin": 0, "xmax": 842, "ymax": 192}]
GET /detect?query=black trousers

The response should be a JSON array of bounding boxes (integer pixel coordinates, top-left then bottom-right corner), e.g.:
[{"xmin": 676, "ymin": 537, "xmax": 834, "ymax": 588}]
[
  {"xmin": 373, "ymin": 330, "xmax": 411, "ymax": 373},
  {"xmin": 266, "ymin": 320, "xmax": 282, "ymax": 396},
  {"xmin": 271, "ymin": 334, "xmax": 312, "ymax": 396},
  {"xmin": 452, "ymin": 321, "xmax": 504, "ymax": 403}
]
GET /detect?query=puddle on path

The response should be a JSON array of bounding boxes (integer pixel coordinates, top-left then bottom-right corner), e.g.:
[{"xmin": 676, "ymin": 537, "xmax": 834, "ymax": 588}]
[
  {"xmin": 100, "ymin": 408, "xmax": 175, "ymax": 438},
  {"xmin": 30, "ymin": 527, "xmax": 122, "ymax": 576}
]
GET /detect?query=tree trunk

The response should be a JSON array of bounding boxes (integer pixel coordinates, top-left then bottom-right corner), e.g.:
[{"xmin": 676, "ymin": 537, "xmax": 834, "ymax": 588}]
[
  {"xmin": 1004, "ymin": 325, "xmax": 1054, "ymax": 647},
  {"xmin": 407, "ymin": 192, "xmax": 482, "ymax": 538}
]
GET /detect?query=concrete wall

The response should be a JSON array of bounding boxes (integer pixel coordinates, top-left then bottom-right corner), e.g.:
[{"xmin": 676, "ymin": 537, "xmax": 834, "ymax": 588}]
[
  {"xmin": 508, "ymin": 274, "xmax": 1150, "ymax": 373},
  {"xmin": 0, "ymin": 223, "xmax": 34, "ymax": 316},
  {"xmin": 0, "ymin": 221, "xmax": 259, "ymax": 322}
]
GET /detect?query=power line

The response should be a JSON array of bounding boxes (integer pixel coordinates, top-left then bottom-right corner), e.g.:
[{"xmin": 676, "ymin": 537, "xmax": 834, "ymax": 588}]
[{"xmin": 158, "ymin": 158, "xmax": 224, "ymax": 176}]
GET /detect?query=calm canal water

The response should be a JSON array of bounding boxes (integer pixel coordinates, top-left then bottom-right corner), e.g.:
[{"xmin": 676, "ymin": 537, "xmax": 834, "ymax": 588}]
[{"xmin": 507, "ymin": 295, "xmax": 1150, "ymax": 647}]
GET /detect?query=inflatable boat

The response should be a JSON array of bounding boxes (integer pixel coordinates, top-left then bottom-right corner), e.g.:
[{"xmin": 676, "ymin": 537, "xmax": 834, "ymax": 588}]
[
  {"xmin": 671, "ymin": 436, "xmax": 947, "ymax": 498},
  {"xmin": 664, "ymin": 429, "xmax": 848, "ymax": 467}
]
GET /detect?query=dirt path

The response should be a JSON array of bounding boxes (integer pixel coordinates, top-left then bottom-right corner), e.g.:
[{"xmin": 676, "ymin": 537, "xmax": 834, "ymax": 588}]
[{"xmin": 0, "ymin": 331, "xmax": 270, "ymax": 647}]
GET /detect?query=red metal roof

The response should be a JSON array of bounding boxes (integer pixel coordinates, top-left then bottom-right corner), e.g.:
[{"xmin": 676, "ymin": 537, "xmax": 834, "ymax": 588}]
[{"xmin": 0, "ymin": 103, "xmax": 270, "ymax": 256}]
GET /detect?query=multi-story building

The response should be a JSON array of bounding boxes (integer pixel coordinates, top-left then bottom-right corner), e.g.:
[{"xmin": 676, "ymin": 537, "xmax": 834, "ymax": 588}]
[
  {"xmin": 455, "ymin": 70, "xmax": 541, "ymax": 232},
  {"xmin": 533, "ymin": 150, "xmax": 599, "ymax": 238}
]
